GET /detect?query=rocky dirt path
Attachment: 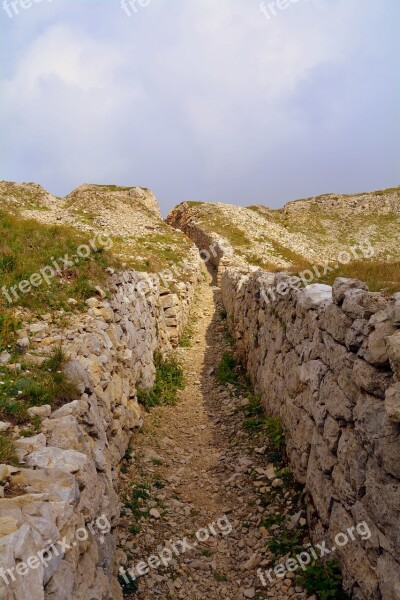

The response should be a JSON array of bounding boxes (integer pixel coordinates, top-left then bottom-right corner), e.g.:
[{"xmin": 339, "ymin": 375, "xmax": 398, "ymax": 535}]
[{"xmin": 115, "ymin": 269, "xmax": 314, "ymax": 600}]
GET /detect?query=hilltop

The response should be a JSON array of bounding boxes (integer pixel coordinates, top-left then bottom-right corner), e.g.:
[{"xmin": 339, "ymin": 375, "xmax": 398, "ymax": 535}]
[
  {"xmin": 168, "ymin": 187, "xmax": 400, "ymax": 267},
  {"xmin": 167, "ymin": 186, "xmax": 400, "ymax": 293}
]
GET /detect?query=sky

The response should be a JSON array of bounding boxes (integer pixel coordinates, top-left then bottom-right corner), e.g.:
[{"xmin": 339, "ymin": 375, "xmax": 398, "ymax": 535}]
[{"xmin": 0, "ymin": 0, "xmax": 399, "ymax": 216}]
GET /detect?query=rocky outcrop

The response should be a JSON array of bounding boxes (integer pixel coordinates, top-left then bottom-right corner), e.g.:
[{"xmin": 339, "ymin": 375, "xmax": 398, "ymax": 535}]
[
  {"xmin": 220, "ymin": 269, "xmax": 400, "ymax": 600},
  {"xmin": 0, "ymin": 264, "xmax": 201, "ymax": 599},
  {"xmin": 167, "ymin": 187, "xmax": 400, "ymax": 269}
]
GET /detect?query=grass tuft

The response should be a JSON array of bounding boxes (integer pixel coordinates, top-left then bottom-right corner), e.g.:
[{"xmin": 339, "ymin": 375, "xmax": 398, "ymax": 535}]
[
  {"xmin": 0, "ymin": 346, "xmax": 78, "ymax": 424},
  {"xmin": 137, "ymin": 352, "xmax": 185, "ymax": 410}
]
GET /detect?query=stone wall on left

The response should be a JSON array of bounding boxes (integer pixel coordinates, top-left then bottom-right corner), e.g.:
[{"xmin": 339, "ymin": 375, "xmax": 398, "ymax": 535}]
[{"xmin": 0, "ymin": 263, "xmax": 201, "ymax": 600}]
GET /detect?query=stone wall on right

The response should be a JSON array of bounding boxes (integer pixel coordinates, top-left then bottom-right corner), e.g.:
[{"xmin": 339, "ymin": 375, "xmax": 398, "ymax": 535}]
[{"xmin": 221, "ymin": 268, "xmax": 400, "ymax": 600}]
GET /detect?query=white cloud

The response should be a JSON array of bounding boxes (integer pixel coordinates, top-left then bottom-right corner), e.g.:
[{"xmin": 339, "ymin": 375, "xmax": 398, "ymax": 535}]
[{"xmin": 0, "ymin": 0, "xmax": 398, "ymax": 209}]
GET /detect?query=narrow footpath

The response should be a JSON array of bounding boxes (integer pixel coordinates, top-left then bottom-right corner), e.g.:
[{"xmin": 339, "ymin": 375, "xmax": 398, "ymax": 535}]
[{"xmin": 115, "ymin": 269, "xmax": 314, "ymax": 600}]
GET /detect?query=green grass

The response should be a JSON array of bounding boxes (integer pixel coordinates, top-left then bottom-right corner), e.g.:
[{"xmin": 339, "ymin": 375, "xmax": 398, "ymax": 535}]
[
  {"xmin": 268, "ymin": 529, "xmax": 304, "ymax": 557},
  {"xmin": 0, "ymin": 346, "xmax": 78, "ymax": 424},
  {"xmin": 261, "ymin": 514, "xmax": 285, "ymax": 528},
  {"xmin": 113, "ymin": 229, "xmax": 193, "ymax": 273},
  {"xmin": 298, "ymin": 561, "xmax": 351, "ymax": 600},
  {"xmin": 0, "ymin": 312, "xmax": 20, "ymax": 349},
  {"xmin": 213, "ymin": 572, "xmax": 228, "ymax": 583},
  {"xmin": 129, "ymin": 524, "xmax": 141, "ymax": 535},
  {"xmin": 0, "ymin": 434, "xmax": 19, "ymax": 465},
  {"xmin": 265, "ymin": 417, "xmax": 285, "ymax": 451},
  {"xmin": 90, "ymin": 185, "xmax": 134, "ymax": 192},
  {"xmin": 216, "ymin": 352, "xmax": 240, "ymax": 386},
  {"xmin": 0, "ymin": 210, "xmax": 120, "ymax": 313},
  {"xmin": 318, "ymin": 260, "xmax": 400, "ymax": 296},
  {"xmin": 137, "ymin": 352, "xmax": 185, "ymax": 410},
  {"xmin": 179, "ymin": 320, "xmax": 195, "ymax": 347}
]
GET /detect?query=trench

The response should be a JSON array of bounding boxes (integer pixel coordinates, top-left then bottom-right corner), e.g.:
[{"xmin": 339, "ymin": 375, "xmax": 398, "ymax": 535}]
[{"xmin": 114, "ymin": 267, "xmax": 313, "ymax": 600}]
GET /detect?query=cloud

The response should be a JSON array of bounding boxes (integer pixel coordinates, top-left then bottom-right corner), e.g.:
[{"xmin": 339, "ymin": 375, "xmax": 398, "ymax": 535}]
[{"xmin": 0, "ymin": 0, "xmax": 398, "ymax": 212}]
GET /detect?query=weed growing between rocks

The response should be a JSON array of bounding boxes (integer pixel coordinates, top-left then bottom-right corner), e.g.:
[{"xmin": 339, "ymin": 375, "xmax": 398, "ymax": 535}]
[
  {"xmin": 0, "ymin": 433, "xmax": 18, "ymax": 465},
  {"xmin": 299, "ymin": 561, "xmax": 352, "ymax": 600},
  {"xmin": 137, "ymin": 352, "xmax": 185, "ymax": 410}
]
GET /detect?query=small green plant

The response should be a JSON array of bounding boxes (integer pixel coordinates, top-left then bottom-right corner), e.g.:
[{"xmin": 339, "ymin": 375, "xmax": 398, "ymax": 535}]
[
  {"xmin": 213, "ymin": 572, "xmax": 228, "ymax": 582},
  {"xmin": 19, "ymin": 416, "xmax": 42, "ymax": 437},
  {"xmin": 179, "ymin": 334, "xmax": 192, "ymax": 348},
  {"xmin": 298, "ymin": 561, "xmax": 351, "ymax": 600},
  {"xmin": 261, "ymin": 513, "xmax": 285, "ymax": 528},
  {"xmin": 124, "ymin": 483, "xmax": 150, "ymax": 520},
  {"xmin": 124, "ymin": 446, "xmax": 133, "ymax": 461},
  {"xmin": 265, "ymin": 417, "xmax": 285, "ymax": 451},
  {"xmin": 268, "ymin": 529, "xmax": 304, "ymax": 557},
  {"xmin": 118, "ymin": 573, "xmax": 139, "ymax": 595},
  {"xmin": 216, "ymin": 352, "xmax": 239, "ymax": 385},
  {"xmin": 244, "ymin": 416, "xmax": 265, "ymax": 430},
  {"xmin": 129, "ymin": 524, "xmax": 141, "ymax": 535},
  {"xmin": 179, "ymin": 316, "xmax": 195, "ymax": 348},
  {"xmin": 219, "ymin": 309, "xmax": 227, "ymax": 320},
  {"xmin": 241, "ymin": 395, "xmax": 264, "ymax": 418},
  {"xmin": 0, "ymin": 312, "xmax": 20, "ymax": 350},
  {"xmin": 137, "ymin": 352, "xmax": 184, "ymax": 409}
]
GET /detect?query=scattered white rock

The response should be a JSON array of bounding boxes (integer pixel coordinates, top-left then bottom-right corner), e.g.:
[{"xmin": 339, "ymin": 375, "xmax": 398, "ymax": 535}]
[{"xmin": 27, "ymin": 405, "xmax": 52, "ymax": 418}]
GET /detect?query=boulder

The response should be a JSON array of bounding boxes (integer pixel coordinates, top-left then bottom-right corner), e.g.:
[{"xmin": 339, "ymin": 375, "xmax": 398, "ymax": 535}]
[
  {"xmin": 26, "ymin": 447, "xmax": 87, "ymax": 474},
  {"xmin": 332, "ymin": 277, "xmax": 369, "ymax": 305},
  {"xmin": 298, "ymin": 284, "xmax": 332, "ymax": 310}
]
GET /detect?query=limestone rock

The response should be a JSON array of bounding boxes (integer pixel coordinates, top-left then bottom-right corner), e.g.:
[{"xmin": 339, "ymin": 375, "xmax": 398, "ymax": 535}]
[
  {"xmin": 26, "ymin": 447, "xmax": 87, "ymax": 473},
  {"xmin": 27, "ymin": 405, "xmax": 52, "ymax": 418},
  {"xmin": 385, "ymin": 384, "xmax": 400, "ymax": 422},
  {"xmin": 298, "ymin": 284, "xmax": 332, "ymax": 310},
  {"xmin": 332, "ymin": 277, "xmax": 369, "ymax": 305},
  {"xmin": 386, "ymin": 332, "xmax": 400, "ymax": 380}
]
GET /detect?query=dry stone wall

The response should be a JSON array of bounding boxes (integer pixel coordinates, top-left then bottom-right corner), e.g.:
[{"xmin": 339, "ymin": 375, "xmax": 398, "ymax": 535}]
[
  {"xmin": 0, "ymin": 263, "xmax": 200, "ymax": 600},
  {"xmin": 220, "ymin": 267, "xmax": 400, "ymax": 600}
]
